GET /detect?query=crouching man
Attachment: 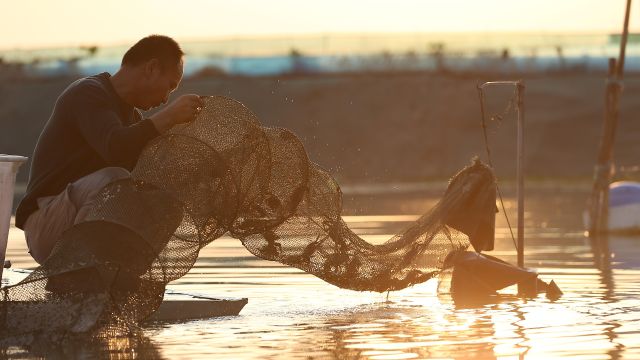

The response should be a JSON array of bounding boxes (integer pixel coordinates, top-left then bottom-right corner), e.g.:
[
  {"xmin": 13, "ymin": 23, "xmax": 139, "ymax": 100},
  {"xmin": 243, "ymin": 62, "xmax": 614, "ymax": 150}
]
[{"xmin": 16, "ymin": 35, "xmax": 203, "ymax": 264}]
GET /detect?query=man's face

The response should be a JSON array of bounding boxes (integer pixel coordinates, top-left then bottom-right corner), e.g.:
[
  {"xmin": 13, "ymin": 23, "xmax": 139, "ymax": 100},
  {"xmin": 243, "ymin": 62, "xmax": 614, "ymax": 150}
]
[{"xmin": 137, "ymin": 57, "xmax": 184, "ymax": 110}]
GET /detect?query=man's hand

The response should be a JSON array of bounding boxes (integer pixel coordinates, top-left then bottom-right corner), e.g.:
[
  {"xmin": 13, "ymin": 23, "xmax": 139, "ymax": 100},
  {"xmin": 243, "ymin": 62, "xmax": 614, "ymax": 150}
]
[{"xmin": 150, "ymin": 94, "xmax": 204, "ymax": 133}]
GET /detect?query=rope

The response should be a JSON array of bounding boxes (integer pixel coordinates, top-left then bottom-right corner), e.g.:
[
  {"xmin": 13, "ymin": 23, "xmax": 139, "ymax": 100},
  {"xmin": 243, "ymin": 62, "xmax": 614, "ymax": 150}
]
[{"xmin": 477, "ymin": 85, "xmax": 519, "ymax": 251}]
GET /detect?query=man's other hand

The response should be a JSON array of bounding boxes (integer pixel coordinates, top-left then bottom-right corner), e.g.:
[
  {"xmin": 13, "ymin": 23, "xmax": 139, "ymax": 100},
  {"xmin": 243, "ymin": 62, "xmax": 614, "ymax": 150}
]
[{"xmin": 150, "ymin": 94, "xmax": 204, "ymax": 133}]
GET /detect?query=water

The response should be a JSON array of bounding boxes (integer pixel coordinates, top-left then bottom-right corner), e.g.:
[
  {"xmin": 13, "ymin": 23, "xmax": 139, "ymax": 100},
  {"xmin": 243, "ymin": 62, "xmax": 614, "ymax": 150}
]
[{"xmin": 5, "ymin": 189, "xmax": 640, "ymax": 359}]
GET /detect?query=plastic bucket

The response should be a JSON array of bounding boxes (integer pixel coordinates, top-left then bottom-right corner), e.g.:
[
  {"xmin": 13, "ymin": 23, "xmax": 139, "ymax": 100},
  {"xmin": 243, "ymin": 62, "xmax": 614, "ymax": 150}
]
[{"xmin": 0, "ymin": 155, "xmax": 28, "ymax": 280}]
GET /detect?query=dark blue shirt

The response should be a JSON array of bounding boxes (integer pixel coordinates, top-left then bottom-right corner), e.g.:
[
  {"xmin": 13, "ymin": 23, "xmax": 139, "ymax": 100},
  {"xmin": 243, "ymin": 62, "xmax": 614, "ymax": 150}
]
[{"xmin": 15, "ymin": 73, "xmax": 159, "ymax": 229}]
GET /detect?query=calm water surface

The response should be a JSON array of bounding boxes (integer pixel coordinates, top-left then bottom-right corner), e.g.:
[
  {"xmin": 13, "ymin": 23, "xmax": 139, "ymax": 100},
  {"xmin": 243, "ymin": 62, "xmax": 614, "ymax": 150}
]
[{"xmin": 5, "ymin": 189, "xmax": 640, "ymax": 359}]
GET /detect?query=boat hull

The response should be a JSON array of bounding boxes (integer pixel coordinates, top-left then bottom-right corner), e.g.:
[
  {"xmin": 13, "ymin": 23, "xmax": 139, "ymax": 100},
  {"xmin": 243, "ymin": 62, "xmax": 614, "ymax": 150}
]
[
  {"xmin": 1, "ymin": 268, "xmax": 247, "ymax": 323},
  {"xmin": 585, "ymin": 181, "xmax": 640, "ymax": 232}
]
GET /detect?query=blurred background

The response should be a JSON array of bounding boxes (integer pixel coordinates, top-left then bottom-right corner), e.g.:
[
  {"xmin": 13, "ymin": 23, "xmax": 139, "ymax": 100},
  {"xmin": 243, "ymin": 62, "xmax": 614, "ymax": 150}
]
[
  {"xmin": 3, "ymin": 3, "xmax": 640, "ymax": 358},
  {"xmin": 2, "ymin": 0, "xmax": 640, "ymax": 186}
]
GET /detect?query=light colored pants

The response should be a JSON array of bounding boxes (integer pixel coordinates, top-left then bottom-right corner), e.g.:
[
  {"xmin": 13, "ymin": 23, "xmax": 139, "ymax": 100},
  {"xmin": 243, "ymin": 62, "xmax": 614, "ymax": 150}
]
[{"xmin": 24, "ymin": 167, "xmax": 130, "ymax": 264}]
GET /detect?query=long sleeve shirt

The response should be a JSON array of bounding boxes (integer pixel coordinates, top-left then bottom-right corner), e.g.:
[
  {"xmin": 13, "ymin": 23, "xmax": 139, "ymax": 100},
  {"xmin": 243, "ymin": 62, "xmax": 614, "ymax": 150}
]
[{"xmin": 15, "ymin": 72, "xmax": 159, "ymax": 229}]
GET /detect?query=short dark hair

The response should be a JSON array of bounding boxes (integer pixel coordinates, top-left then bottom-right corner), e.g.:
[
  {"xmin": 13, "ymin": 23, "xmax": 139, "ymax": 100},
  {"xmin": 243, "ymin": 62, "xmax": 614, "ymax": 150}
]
[{"xmin": 121, "ymin": 35, "xmax": 184, "ymax": 69}]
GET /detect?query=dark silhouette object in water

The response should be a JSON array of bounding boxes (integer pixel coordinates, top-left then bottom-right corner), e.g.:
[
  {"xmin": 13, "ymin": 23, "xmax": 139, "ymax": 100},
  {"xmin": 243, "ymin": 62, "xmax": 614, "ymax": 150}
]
[{"xmin": 439, "ymin": 251, "xmax": 563, "ymax": 306}]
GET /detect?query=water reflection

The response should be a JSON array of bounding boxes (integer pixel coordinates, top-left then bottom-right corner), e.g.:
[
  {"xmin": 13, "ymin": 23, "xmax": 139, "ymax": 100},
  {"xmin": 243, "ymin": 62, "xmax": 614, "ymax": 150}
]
[
  {"xmin": 588, "ymin": 234, "xmax": 640, "ymax": 360},
  {"xmin": 1, "ymin": 333, "xmax": 164, "ymax": 359},
  {"xmin": 322, "ymin": 303, "xmax": 502, "ymax": 359},
  {"xmin": 590, "ymin": 235, "xmax": 614, "ymax": 300}
]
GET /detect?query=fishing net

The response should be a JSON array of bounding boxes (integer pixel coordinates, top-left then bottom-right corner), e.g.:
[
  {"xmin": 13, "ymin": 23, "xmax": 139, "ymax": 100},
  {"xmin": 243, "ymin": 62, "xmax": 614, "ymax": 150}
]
[{"xmin": 0, "ymin": 96, "xmax": 496, "ymax": 341}]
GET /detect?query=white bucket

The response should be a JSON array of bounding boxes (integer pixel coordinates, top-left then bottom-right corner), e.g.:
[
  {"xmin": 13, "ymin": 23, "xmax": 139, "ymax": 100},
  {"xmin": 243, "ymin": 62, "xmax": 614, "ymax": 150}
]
[{"xmin": 0, "ymin": 155, "xmax": 28, "ymax": 280}]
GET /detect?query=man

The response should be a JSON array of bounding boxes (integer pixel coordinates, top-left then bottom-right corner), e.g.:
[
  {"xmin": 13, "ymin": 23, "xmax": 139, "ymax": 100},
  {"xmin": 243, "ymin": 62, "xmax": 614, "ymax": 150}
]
[{"xmin": 15, "ymin": 35, "xmax": 203, "ymax": 264}]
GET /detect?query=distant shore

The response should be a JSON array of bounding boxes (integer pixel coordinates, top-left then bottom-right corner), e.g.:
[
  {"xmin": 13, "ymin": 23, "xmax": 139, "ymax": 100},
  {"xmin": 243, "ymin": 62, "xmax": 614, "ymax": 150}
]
[{"xmin": 3, "ymin": 70, "xmax": 640, "ymax": 186}]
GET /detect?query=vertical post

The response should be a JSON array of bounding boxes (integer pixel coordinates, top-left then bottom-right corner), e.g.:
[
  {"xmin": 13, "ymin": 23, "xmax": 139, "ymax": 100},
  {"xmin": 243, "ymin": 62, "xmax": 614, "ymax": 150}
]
[
  {"xmin": 616, "ymin": 0, "xmax": 632, "ymax": 79},
  {"xmin": 516, "ymin": 82, "xmax": 525, "ymax": 268},
  {"xmin": 0, "ymin": 155, "xmax": 28, "ymax": 280},
  {"xmin": 590, "ymin": 59, "xmax": 616, "ymax": 234},
  {"xmin": 589, "ymin": 0, "xmax": 632, "ymax": 235},
  {"xmin": 478, "ymin": 80, "xmax": 526, "ymax": 268}
]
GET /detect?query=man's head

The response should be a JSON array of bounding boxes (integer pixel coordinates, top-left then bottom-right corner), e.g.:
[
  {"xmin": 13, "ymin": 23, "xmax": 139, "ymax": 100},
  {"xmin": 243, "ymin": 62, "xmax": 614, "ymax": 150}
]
[{"xmin": 121, "ymin": 35, "xmax": 184, "ymax": 110}]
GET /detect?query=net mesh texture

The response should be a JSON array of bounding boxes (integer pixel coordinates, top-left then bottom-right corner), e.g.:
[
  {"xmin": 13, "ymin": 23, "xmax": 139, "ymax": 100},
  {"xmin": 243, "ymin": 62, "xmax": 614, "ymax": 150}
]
[{"xmin": 0, "ymin": 96, "xmax": 496, "ymax": 342}]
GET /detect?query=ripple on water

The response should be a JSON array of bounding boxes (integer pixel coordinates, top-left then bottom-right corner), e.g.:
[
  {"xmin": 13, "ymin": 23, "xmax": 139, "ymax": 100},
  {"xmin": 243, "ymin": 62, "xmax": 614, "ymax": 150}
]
[{"xmin": 4, "ymin": 191, "xmax": 640, "ymax": 359}]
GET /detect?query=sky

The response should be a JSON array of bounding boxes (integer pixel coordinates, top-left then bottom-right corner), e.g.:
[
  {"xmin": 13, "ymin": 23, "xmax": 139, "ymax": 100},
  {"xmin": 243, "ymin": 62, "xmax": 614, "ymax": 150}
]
[{"xmin": 1, "ymin": 0, "xmax": 638, "ymax": 50}]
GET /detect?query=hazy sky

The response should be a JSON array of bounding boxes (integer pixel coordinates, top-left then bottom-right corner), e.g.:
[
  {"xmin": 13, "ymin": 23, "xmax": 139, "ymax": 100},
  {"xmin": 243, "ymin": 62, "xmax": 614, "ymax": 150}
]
[{"xmin": 1, "ymin": 0, "xmax": 638, "ymax": 49}]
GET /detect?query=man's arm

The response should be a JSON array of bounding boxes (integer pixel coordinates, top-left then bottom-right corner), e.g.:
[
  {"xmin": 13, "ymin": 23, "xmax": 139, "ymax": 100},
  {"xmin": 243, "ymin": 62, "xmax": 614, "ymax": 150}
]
[
  {"xmin": 73, "ymin": 86, "xmax": 203, "ymax": 168},
  {"xmin": 149, "ymin": 95, "xmax": 203, "ymax": 133},
  {"xmin": 72, "ymin": 85, "xmax": 159, "ymax": 169}
]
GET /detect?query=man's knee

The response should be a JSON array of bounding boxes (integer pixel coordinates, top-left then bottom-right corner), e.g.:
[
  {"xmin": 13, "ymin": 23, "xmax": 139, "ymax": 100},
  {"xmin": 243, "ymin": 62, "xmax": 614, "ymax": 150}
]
[
  {"xmin": 97, "ymin": 167, "xmax": 131, "ymax": 183},
  {"xmin": 69, "ymin": 167, "xmax": 131, "ymax": 207}
]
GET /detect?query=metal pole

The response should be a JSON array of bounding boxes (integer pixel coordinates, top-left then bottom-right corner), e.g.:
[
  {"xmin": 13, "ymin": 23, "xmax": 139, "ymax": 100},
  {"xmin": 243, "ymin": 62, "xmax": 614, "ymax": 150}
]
[
  {"xmin": 478, "ymin": 81, "xmax": 526, "ymax": 268},
  {"xmin": 516, "ymin": 82, "xmax": 525, "ymax": 268}
]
